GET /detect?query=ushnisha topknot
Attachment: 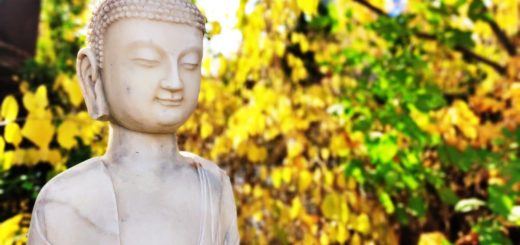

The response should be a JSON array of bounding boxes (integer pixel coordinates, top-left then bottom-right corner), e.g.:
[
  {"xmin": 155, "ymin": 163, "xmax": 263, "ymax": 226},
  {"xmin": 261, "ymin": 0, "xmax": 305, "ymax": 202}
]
[{"xmin": 87, "ymin": 0, "xmax": 207, "ymax": 68}]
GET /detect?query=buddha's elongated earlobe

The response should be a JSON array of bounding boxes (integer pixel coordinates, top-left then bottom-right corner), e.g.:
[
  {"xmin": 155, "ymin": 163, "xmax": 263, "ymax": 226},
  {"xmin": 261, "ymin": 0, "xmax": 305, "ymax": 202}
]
[{"xmin": 76, "ymin": 47, "xmax": 110, "ymax": 121}]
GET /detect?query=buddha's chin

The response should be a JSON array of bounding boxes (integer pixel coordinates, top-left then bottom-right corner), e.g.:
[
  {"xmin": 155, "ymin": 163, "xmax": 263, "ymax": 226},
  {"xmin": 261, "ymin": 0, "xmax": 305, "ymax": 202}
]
[
  {"xmin": 110, "ymin": 112, "xmax": 186, "ymax": 133},
  {"xmin": 153, "ymin": 107, "xmax": 193, "ymax": 126},
  {"xmin": 141, "ymin": 127, "xmax": 179, "ymax": 134},
  {"xmin": 151, "ymin": 116, "xmax": 187, "ymax": 130}
]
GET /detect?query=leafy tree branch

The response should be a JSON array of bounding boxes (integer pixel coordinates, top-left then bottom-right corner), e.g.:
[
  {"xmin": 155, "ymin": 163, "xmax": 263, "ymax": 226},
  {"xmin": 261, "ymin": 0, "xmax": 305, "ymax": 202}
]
[{"xmin": 352, "ymin": 0, "xmax": 508, "ymax": 74}]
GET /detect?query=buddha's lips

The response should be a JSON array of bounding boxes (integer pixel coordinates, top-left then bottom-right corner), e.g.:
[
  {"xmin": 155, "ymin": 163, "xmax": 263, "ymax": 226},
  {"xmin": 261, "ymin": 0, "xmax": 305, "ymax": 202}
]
[{"xmin": 155, "ymin": 96, "xmax": 183, "ymax": 106}]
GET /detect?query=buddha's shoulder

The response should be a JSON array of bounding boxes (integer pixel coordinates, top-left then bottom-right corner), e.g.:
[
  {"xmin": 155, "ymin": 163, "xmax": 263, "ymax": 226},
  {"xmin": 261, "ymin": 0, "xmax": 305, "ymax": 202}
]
[
  {"xmin": 32, "ymin": 157, "xmax": 120, "ymax": 240},
  {"xmin": 180, "ymin": 151, "xmax": 226, "ymax": 175},
  {"xmin": 180, "ymin": 151, "xmax": 230, "ymax": 184},
  {"xmin": 180, "ymin": 152, "xmax": 237, "ymax": 235},
  {"xmin": 37, "ymin": 157, "xmax": 109, "ymax": 202}
]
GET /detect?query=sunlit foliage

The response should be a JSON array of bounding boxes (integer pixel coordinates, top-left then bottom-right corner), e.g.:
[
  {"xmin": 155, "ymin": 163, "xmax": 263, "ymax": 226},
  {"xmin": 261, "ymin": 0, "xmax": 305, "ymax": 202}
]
[{"xmin": 1, "ymin": 0, "xmax": 519, "ymax": 244}]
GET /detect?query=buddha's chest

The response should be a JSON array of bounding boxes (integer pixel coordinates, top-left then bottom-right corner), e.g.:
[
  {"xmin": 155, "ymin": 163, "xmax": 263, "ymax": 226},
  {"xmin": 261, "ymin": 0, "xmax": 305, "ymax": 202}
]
[{"xmin": 111, "ymin": 178, "xmax": 203, "ymax": 244}]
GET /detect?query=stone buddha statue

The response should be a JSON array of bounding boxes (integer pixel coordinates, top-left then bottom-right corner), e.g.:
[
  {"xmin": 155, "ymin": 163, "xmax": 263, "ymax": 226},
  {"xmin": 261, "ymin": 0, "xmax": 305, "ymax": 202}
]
[{"xmin": 27, "ymin": 0, "xmax": 239, "ymax": 244}]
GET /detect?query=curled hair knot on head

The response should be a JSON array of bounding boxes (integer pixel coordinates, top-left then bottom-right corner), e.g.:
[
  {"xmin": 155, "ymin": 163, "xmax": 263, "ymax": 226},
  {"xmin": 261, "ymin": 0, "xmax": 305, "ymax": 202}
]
[{"xmin": 87, "ymin": 0, "xmax": 207, "ymax": 68}]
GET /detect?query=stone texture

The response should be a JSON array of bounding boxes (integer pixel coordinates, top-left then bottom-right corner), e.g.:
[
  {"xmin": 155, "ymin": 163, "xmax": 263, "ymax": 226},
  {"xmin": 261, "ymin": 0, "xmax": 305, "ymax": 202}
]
[{"xmin": 27, "ymin": 2, "xmax": 239, "ymax": 244}]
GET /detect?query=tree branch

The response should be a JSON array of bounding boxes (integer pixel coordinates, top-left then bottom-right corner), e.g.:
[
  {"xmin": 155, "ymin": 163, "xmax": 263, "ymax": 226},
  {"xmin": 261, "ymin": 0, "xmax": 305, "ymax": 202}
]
[
  {"xmin": 352, "ymin": 0, "xmax": 508, "ymax": 75},
  {"xmin": 352, "ymin": 0, "xmax": 385, "ymax": 16},
  {"xmin": 455, "ymin": 46, "xmax": 506, "ymax": 74},
  {"xmin": 485, "ymin": 19, "xmax": 516, "ymax": 56}
]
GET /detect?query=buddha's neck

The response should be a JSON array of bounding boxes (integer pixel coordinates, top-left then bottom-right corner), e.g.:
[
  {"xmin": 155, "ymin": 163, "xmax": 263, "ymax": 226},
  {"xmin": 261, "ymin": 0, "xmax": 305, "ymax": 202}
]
[{"xmin": 103, "ymin": 123, "xmax": 187, "ymax": 175}]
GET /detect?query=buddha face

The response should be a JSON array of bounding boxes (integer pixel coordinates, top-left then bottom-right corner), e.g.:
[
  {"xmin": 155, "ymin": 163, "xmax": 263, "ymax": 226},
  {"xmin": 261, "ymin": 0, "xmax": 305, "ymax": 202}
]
[{"xmin": 99, "ymin": 18, "xmax": 203, "ymax": 133}]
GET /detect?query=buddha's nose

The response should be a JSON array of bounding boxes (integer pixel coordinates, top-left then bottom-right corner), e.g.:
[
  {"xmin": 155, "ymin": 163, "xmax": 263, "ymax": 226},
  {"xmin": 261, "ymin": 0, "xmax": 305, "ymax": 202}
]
[{"xmin": 160, "ymin": 58, "xmax": 183, "ymax": 92}]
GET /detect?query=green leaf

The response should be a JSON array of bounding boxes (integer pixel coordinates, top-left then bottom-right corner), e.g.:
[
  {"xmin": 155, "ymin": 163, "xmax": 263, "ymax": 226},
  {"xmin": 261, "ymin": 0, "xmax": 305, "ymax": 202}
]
[
  {"xmin": 22, "ymin": 182, "xmax": 34, "ymax": 191},
  {"xmin": 408, "ymin": 195, "xmax": 427, "ymax": 217},
  {"xmin": 379, "ymin": 191, "xmax": 395, "ymax": 214},
  {"xmin": 473, "ymin": 220, "xmax": 513, "ymax": 245},
  {"xmin": 415, "ymin": 87, "xmax": 446, "ymax": 112},
  {"xmin": 487, "ymin": 185, "xmax": 514, "ymax": 217},
  {"xmin": 442, "ymin": 29, "xmax": 475, "ymax": 48},
  {"xmin": 515, "ymin": 127, "xmax": 520, "ymax": 144},
  {"xmin": 468, "ymin": 0, "xmax": 493, "ymax": 22},
  {"xmin": 395, "ymin": 204, "xmax": 409, "ymax": 225},
  {"xmin": 402, "ymin": 175, "xmax": 419, "ymax": 190},
  {"xmin": 438, "ymin": 145, "xmax": 474, "ymax": 172},
  {"xmin": 437, "ymin": 186, "xmax": 459, "ymax": 205},
  {"xmin": 369, "ymin": 135, "xmax": 398, "ymax": 163},
  {"xmin": 402, "ymin": 151, "xmax": 420, "ymax": 170},
  {"xmin": 352, "ymin": 118, "xmax": 372, "ymax": 131},
  {"xmin": 344, "ymin": 159, "xmax": 366, "ymax": 184}
]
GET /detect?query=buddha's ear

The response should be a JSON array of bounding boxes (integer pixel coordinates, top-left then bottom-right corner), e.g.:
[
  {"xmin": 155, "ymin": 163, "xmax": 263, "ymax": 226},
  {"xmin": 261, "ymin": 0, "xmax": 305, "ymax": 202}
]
[{"xmin": 76, "ymin": 47, "xmax": 109, "ymax": 121}]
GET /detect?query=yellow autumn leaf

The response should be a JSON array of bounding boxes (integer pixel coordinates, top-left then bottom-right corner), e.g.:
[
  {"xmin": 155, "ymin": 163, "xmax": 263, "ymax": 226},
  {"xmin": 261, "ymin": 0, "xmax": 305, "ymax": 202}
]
[
  {"xmin": 210, "ymin": 21, "xmax": 222, "ymax": 36},
  {"xmin": 287, "ymin": 137, "xmax": 304, "ymax": 158},
  {"xmin": 242, "ymin": 183, "xmax": 251, "ymax": 195},
  {"xmin": 289, "ymin": 197, "xmax": 303, "ymax": 219},
  {"xmin": 19, "ymin": 81, "xmax": 29, "ymax": 94},
  {"xmin": 451, "ymin": 100, "xmax": 479, "ymax": 139},
  {"xmin": 252, "ymin": 209, "xmax": 264, "ymax": 221},
  {"xmin": 235, "ymin": 140, "xmax": 248, "ymax": 157},
  {"xmin": 0, "ymin": 137, "xmax": 4, "ymax": 154},
  {"xmin": 211, "ymin": 136, "xmax": 232, "ymax": 159},
  {"xmin": 4, "ymin": 123, "xmax": 22, "ymax": 147},
  {"xmin": 246, "ymin": 143, "xmax": 267, "ymax": 163},
  {"xmin": 202, "ymin": 57, "xmax": 212, "ymax": 76},
  {"xmin": 351, "ymin": 233, "xmax": 362, "ymax": 245},
  {"xmin": 57, "ymin": 119, "xmax": 80, "ymax": 149},
  {"xmin": 298, "ymin": 169, "xmax": 312, "ymax": 192},
  {"xmin": 410, "ymin": 106, "xmax": 434, "ymax": 132},
  {"xmin": 296, "ymin": 0, "xmax": 319, "ymax": 16},
  {"xmin": 354, "ymin": 213, "xmax": 371, "ymax": 235},
  {"xmin": 320, "ymin": 148, "xmax": 330, "ymax": 160},
  {"xmin": 319, "ymin": 233, "xmax": 330, "ymax": 245},
  {"xmin": 321, "ymin": 192, "xmax": 349, "ymax": 222},
  {"xmin": 216, "ymin": 56, "xmax": 228, "ymax": 77},
  {"xmin": 336, "ymin": 224, "xmax": 349, "ymax": 244},
  {"xmin": 282, "ymin": 166, "xmax": 292, "ymax": 184},
  {"xmin": 245, "ymin": 143, "xmax": 257, "ymax": 161},
  {"xmin": 290, "ymin": 33, "xmax": 310, "ymax": 53},
  {"xmin": 252, "ymin": 185, "xmax": 263, "ymax": 198},
  {"xmin": 200, "ymin": 122, "xmax": 213, "ymax": 139},
  {"xmin": 330, "ymin": 134, "xmax": 349, "ymax": 157},
  {"xmin": 324, "ymin": 168, "xmax": 334, "ymax": 187},
  {"xmin": 62, "ymin": 75, "xmax": 84, "ymax": 108},
  {"xmin": 39, "ymin": 148, "xmax": 63, "ymax": 166},
  {"xmin": 496, "ymin": 0, "xmax": 519, "ymax": 35},
  {"xmin": 23, "ymin": 85, "xmax": 49, "ymax": 113},
  {"xmin": 75, "ymin": 111, "xmax": 105, "ymax": 145},
  {"xmin": 271, "ymin": 167, "xmax": 282, "ymax": 188},
  {"xmin": 338, "ymin": 200, "xmax": 349, "ymax": 223},
  {"xmin": 22, "ymin": 118, "xmax": 55, "ymax": 149},
  {"xmin": 1, "ymin": 95, "xmax": 18, "ymax": 122},
  {"xmin": 25, "ymin": 148, "xmax": 40, "ymax": 165},
  {"xmin": 2, "ymin": 151, "xmax": 14, "ymax": 170},
  {"xmin": 0, "ymin": 214, "xmax": 23, "ymax": 243},
  {"xmin": 274, "ymin": 40, "xmax": 285, "ymax": 57},
  {"xmin": 418, "ymin": 232, "xmax": 448, "ymax": 245},
  {"xmin": 10, "ymin": 149, "xmax": 26, "ymax": 166}
]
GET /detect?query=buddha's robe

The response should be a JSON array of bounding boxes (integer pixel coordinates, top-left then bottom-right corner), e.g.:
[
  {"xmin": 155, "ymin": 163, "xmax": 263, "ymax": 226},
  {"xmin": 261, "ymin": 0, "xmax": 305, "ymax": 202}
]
[{"xmin": 27, "ymin": 152, "xmax": 239, "ymax": 245}]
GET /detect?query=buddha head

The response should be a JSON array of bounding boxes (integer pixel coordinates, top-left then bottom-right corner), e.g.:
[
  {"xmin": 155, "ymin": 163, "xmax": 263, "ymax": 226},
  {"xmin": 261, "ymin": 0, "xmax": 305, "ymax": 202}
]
[{"xmin": 76, "ymin": 0, "xmax": 206, "ymax": 133}]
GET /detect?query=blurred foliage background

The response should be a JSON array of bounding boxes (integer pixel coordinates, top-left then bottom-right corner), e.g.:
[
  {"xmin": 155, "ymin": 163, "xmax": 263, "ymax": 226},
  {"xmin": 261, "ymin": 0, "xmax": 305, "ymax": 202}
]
[{"xmin": 0, "ymin": 0, "xmax": 520, "ymax": 244}]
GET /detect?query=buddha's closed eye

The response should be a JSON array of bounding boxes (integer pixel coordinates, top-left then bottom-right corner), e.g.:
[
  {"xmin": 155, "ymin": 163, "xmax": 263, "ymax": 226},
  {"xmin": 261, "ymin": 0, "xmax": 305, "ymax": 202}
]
[
  {"xmin": 130, "ymin": 45, "xmax": 163, "ymax": 68},
  {"xmin": 133, "ymin": 58, "xmax": 161, "ymax": 68},
  {"xmin": 182, "ymin": 63, "xmax": 199, "ymax": 71},
  {"xmin": 180, "ymin": 51, "xmax": 201, "ymax": 70}
]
